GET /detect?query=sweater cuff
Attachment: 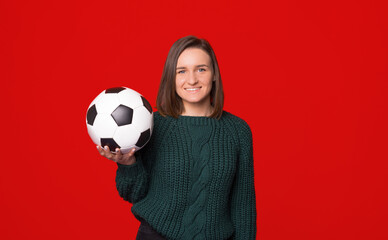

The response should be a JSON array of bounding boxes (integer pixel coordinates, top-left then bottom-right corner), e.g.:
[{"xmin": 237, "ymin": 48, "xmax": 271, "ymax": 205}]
[{"xmin": 116, "ymin": 152, "xmax": 144, "ymax": 176}]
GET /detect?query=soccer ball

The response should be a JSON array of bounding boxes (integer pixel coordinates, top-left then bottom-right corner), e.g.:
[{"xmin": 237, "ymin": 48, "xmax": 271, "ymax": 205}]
[{"xmin": 86, "ymin": 87, "xmax": 153, "ymax": 153}]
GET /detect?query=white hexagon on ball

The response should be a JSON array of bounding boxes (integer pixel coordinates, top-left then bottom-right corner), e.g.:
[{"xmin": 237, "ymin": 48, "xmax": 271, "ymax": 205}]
[
  {"xmin": 113, "ymin": 124, "xmax": 141, "ymax": 153},
  {"xmin": 95, "ymin": 93, "xmax": 120, "ymax": 114},
  {"xmin": 132, "ymin": 106, "xmax": 153, "ymax": 133},
  {"xmin": 92, "ymin": 114, "xmax": 117, "ymax": 138},
  {"xmin": 117, "ymin": 88, "xmax": 143, "ymax": 109}
]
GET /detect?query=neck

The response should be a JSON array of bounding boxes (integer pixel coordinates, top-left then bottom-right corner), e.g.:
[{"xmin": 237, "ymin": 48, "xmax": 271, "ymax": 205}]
[{"xmin": 181, "ymin": 103, "xmax": 214, "ymax": 117}]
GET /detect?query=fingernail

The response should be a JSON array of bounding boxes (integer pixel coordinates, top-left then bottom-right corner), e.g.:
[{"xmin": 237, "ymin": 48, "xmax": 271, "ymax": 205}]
[
  {"xmin": 96, "ymin": 146, "xmax": 99, "ymax": 150},
  {"xmin": 104, "ymin": 146, "xmax": 108, "ymax": 150},
  {"xmin": 115, "ymin": 148, "xmax": 119, "ymax": 152}
]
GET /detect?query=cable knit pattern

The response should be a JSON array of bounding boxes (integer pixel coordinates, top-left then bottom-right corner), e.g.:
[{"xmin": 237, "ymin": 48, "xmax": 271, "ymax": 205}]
[
  {"xmin": 181, "ymin": 120, "xmax": 213, "ymax": 239},
  {"xmin": 115, "ymin": 111, "xmax": 256, "ymax": 240}
]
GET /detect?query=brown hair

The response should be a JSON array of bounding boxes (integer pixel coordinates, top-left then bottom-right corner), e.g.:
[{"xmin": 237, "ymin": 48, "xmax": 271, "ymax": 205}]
[{"xmin": 156, "ymin": 35, "xmax": 224, "ymax": 119}]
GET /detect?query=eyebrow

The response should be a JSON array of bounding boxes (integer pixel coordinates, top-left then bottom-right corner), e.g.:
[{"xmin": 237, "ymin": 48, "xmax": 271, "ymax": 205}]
[{"xmin": 176, "ymin": 64, "xmax": 210, "ymax": 70}]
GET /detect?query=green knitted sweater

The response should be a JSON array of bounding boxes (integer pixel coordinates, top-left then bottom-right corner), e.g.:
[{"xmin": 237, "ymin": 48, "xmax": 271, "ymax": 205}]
[{"xmin": 115, "ymin": 111, "xmax": 256, "ymax": 240}]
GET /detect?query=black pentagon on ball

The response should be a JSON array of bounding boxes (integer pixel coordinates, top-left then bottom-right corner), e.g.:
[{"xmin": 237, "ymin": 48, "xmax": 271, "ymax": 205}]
[
  {"xmin": 101, "ymin": 138, "xmax": 121, "ymax": 151},
  {"xmin": 111, "ymin": 104, "xmax": 133, "ymax": 126},
  {"xmin": 86, "ymin": 104, "xmax": 97, "ymax": 125},
  {"xmin": 141, "ymin": 96, "xmax": 153, "ymax": 114},
  {"xmin": 105, "ymin": 87, "xmax": 126, "ymax": 94},
  {"xmin": 136, "ymin": 129, "xmax": 151, "ymax": 148}
]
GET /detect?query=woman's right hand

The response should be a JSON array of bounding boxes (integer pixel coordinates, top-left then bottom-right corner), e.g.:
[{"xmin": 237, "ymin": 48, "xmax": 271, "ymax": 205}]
[{"xmin": 97, "ymin": 145, "xmax": 136, "ymax": 165}]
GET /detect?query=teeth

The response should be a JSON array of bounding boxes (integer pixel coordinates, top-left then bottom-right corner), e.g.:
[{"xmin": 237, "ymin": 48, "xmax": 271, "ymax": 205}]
[{"xmin": 186, "ymin": 88, "xmax": 200, "ymax": 91}]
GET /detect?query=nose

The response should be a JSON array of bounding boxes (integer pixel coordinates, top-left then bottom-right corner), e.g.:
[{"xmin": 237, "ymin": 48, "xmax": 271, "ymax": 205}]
[{"xmin": 187, "ymin": 71, "xmax": 198, "ymax": 85}]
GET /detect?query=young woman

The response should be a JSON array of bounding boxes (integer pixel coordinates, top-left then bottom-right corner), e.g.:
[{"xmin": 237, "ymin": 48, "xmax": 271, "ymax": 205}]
[{"xmin": 97, "ymin": 36, "xmax": 257, "ymax": 240}]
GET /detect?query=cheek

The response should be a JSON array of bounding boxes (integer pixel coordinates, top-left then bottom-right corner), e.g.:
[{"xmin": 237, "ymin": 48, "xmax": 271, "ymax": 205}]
[
  {"xmin": 176, "ymin": 77, "xmax": 185, "ymax": 87},
  {"xmin": 202, "ymin": 74, "xmax": 213, "ymax": 88},
  {"xmin": 175, "ymin": 79, "xmax": 184, "ymax": 96}
]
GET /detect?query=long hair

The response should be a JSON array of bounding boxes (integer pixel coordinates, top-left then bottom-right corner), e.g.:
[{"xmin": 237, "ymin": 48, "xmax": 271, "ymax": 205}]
[{"xmin": 156, "ymin": 36, "xmax": 224, "ymax": 119}]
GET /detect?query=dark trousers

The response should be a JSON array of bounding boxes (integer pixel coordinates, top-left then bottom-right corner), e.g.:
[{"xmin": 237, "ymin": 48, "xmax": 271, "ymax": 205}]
[
  {"xmin": 136, "ymin": 218, "xmax": 166, "ymax": 240},
  {"xmin": 135, "ymin": 218, "xmax": 234, "ymax": 240}
]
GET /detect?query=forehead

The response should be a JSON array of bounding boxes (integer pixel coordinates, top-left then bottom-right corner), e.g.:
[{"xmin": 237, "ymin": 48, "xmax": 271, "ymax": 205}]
[{"xmin": 177, "ymin": 48, "xmax": 211, "ymax": 66}]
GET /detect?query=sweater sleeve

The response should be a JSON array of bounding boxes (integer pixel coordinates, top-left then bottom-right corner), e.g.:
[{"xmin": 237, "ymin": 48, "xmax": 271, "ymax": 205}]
[
  {"xmin": 115, "ymin": 150, "xmax": 150, "ymax": 204},
  {"xmin": 230, "ymin": 121, "xmax": 257, "ymax": 239}
]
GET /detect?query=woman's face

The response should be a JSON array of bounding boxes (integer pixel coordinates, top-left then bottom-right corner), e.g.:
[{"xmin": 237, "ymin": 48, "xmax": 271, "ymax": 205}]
[{"xmin": 175, "ymin": 48, "xmax": 213, "ymax": 111}]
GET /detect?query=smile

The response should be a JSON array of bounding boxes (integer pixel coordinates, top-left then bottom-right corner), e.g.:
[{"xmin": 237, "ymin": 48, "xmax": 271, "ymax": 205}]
[{"xmin": 185, "ymin": 87, "xmax": 201, "ymax": 91}]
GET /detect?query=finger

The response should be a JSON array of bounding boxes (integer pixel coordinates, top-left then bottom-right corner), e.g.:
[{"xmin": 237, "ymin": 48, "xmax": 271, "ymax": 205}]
[
  {"xmin": 97, "ymin": 145, "xmax": 105, "ymax": 156},
  {"xmin": 114, "ymin": 148, "xmax": 123, "ymax": 162},
  {"xmin": 128, "ymin": 148, "xmax": 136, "ymax": 156},
  {"xmin": 115, "ymin": 148, "xmax": 122, "ymax": 156},
  {"xmin": 122, "ymin": 148, "xmax": 135, "ymax": 157},
  {"xmin": 103, "ymin": 145, "xmax": 115, "ymax": 159}
]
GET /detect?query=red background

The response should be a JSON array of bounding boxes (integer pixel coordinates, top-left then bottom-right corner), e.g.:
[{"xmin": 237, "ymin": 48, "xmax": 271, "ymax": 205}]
[{"xmin": 1, "ymin": 0, "xmax": 387, "ymax": 239}]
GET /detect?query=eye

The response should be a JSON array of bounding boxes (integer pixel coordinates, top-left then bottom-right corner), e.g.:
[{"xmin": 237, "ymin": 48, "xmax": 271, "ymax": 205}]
[
  {"xmin": 198, "ymin": 68, "xmax": 206, "ymax": 72},
  {"xmin": 177, "ymin": 70, "xmax": 185, "ymax": 74}
]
